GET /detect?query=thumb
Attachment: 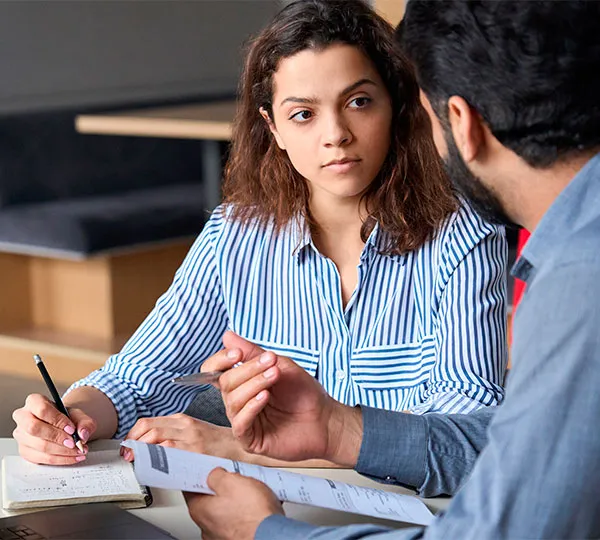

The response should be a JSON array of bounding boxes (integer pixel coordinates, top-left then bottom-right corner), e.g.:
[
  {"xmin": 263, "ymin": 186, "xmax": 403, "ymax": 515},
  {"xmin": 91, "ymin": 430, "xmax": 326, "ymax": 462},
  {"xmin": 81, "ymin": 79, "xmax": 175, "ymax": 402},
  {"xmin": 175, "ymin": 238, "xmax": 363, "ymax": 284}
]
[
  {"xmin": 222, "ymin": 331, "xmax": 265, "ymax": 361},
  {"xmin": 206, "ymin": 467, "xmax": 232, "ymax": 494},
  {"xmin": 69, "ymin": 408, "xmax": 97, "ymax": 443}
]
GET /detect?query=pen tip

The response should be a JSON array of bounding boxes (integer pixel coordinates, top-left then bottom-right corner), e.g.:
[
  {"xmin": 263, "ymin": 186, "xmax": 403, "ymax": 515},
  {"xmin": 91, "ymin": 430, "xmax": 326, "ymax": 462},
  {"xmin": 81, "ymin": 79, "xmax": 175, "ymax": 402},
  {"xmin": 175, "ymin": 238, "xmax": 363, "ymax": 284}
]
[
  {"xmin": 33, "ymin": 354, "xmax": 42, "ymax": 363},
  {"xmin": 76, "ymin": 441, "xmax": 86, "ymax": 454}
]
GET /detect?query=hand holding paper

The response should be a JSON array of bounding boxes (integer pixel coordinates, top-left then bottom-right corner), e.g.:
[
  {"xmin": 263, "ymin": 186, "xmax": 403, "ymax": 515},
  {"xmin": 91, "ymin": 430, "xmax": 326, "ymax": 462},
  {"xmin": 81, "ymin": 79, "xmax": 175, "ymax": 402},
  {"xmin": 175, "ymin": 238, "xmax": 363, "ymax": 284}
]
[
  {"xmin": 121, "ymin": 440, "xmax": 434, "ymax": 527},
  {"xmin": 184, "ymin": 468, "xmax": 284, "ymax": 540}
]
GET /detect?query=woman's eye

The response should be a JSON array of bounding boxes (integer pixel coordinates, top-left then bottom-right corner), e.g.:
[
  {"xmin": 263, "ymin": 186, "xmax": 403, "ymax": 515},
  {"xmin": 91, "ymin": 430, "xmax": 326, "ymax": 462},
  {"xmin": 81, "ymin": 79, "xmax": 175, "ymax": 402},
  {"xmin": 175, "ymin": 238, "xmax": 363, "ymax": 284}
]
[
  {"xmin": 290, "ymin": 110, "xmax": 313, "ymax": 122},
  {"xmin": 349, "ymin": 96, "xmax": 371, "ymax": 108}
]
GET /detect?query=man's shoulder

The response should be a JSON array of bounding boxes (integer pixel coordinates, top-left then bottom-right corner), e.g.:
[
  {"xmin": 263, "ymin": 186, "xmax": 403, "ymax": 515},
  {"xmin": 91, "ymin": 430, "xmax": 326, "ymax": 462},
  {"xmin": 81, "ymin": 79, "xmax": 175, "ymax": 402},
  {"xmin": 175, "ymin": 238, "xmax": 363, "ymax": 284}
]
[
  {"xmin": 521, "ymin": 225, "xmax": 600, "ymax": 326},
  {"xmin": 542, "ymin": 216, "xmax": 600, "ymax": 276}
]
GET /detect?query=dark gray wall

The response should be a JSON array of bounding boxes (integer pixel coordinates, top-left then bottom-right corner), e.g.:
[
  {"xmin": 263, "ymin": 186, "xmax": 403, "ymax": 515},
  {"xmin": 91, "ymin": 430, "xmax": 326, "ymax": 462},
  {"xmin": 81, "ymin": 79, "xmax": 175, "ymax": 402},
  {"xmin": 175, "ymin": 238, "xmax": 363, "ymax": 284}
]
[{"xmin": 0, "ymin": 0, "xmax": 280, "ymax": 114}]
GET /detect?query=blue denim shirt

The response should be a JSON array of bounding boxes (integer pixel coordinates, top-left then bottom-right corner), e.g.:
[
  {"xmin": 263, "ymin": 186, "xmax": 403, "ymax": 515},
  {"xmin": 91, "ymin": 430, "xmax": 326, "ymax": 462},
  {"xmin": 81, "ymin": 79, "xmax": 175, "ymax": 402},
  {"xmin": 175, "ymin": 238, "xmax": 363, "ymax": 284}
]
[{"xmin": 256, "ymin": 152, "xmax": 600, "ymax": 539}]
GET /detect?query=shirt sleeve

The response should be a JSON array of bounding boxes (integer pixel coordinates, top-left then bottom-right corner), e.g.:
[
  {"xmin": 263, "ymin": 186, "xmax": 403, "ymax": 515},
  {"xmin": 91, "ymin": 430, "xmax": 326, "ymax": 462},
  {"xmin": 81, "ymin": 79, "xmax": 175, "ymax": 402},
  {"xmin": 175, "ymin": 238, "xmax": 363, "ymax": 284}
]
[
  {"xmin": 410, "ymin": 205, "xmax": 507, "ymax": 415},
  {"xmin": 65, "ymin": 209, "xmax": 230, "ymax": 438},
  {"xmin": 356, "ymin": 406, "xmax": 493, "ymax": 497},
  {"xmin": 256, "ymin": 515, "xmax": 423, "ymax": 540},
  {"xmin": 255, "ymin": 406, "xmax": 493, "ymax": 540}
]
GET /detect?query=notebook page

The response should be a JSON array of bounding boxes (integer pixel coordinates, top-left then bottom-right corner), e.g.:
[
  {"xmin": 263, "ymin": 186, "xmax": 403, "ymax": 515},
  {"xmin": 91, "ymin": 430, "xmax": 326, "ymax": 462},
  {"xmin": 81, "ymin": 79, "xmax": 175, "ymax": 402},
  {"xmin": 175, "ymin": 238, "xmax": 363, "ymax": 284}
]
[
  {"xmin": 2, "ymin": 450, "xmax": 142, "ymax": 507},
  {"xmin": 122, "ymin": 440, "xmax": 434, "ymax": 526}
]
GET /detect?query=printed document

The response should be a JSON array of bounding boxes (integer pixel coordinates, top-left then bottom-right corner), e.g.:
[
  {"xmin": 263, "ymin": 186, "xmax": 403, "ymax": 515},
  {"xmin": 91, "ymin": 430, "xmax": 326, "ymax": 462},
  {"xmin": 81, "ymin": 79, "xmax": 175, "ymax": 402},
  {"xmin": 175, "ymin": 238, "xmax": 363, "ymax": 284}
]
[{"xmin": 121, "ymin": 440, "xmax": 433, "ymax": 526}]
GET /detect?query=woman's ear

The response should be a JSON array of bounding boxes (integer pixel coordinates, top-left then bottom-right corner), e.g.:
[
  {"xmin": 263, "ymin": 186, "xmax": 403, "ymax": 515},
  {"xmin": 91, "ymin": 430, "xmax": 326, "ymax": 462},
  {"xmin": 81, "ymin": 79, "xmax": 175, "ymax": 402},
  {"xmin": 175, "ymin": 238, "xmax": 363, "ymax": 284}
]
[{"xmin": 259, "ymin": 107, "xmax": 286, "ymax": 150}]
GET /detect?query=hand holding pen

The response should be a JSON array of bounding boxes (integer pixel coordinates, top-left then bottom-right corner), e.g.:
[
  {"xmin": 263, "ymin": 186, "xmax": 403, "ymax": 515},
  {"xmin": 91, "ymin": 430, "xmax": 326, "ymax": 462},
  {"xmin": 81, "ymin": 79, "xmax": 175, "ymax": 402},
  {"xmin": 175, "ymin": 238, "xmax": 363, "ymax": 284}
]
[
  {"xmin": 33, "ymin": 354, "xmax": 85, "ymax": 453},
  {"xmin": 172, "ymin": 330, "xmax": 267, "ymax": 388},
  {"xmin": 172, "ymin": 361, "xmax": 244, "ymax": 386},
  {"xmin": 11, "ymin": 355, "xmax": 97, "ymax": 466}
]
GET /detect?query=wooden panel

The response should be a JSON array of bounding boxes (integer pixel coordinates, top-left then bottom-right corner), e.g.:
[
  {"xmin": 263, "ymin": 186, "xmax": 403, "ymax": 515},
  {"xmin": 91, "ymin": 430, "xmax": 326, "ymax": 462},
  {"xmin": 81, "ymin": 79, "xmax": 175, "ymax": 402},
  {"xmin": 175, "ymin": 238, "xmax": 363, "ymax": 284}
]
[
  {"xmin": 0, "ymin": 254, "xmax": 31, "ymax": 329},
  {"xmin": 373, "ymin": 0, "xmax": 405, "ymax": 25},
  {"xmin": 110, "ymin": 241, "xmax": 193, "ymax": 336},
  {"xmin": 0, "ymin": 340, "xmax": 106, "ymax": 386},
  {"xmin": 76, "ymin": 101, "xmax": 236, "ymax": 141},
  {"xmin": 29, "ymin": 257, "xmax": 113, "ymax": 340}
]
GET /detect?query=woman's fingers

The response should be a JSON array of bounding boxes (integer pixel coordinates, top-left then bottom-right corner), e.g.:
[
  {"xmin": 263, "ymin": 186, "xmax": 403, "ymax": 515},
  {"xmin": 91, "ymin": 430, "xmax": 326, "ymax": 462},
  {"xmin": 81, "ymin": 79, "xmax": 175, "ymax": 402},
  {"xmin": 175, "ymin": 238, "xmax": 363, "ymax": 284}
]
[
  {"xmin": 125, "ymin": 416, "xmax": 177, "ymax": 441},
  {"xmin": 13, "ymin": 425, "xmax": 83, "ymax": 459},
  {"xmin": 12, "ymin": 408, "xmax": 82, "ymax": 456}
]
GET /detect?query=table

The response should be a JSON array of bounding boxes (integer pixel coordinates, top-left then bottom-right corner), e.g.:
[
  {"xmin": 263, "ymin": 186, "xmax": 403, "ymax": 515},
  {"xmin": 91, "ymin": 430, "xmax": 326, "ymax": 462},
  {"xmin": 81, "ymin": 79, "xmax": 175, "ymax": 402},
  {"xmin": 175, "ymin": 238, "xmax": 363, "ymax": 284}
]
[
  {"xmin": 0, "ymin": 439, "xmax": 449, "ymax": 539},
  {"xmin": 75, "ymin": 101, "xmax": 237, "ymax": 211}
]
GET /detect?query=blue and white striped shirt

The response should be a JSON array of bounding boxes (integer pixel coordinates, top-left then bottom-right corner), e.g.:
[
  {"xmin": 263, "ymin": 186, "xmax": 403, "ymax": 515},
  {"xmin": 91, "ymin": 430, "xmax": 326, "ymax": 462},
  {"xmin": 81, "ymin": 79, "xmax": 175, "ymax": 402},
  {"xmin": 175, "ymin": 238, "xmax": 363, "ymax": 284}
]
[{"xmin": 69, "ymin": 203, "xmax": 507, "ymax": 438}]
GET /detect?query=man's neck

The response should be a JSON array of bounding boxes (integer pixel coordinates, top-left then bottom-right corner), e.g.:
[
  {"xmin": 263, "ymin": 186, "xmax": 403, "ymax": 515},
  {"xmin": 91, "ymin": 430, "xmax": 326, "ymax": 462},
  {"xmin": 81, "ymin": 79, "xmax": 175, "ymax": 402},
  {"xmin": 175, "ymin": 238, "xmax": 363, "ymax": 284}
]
[{"xmin": 503, "ymin": 151, "xmax": 598, "ymax": 231}]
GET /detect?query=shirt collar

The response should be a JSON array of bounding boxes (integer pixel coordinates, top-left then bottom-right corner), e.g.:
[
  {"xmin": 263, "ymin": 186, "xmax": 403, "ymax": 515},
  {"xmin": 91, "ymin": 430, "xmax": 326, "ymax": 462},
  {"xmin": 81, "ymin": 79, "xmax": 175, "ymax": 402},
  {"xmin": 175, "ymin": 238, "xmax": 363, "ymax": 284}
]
[
  {"xmin": 289, "ymin": 216, "xmax": 312, "ymax": 260},
  {"xmin": 512, "ymin": 151, "xmax": 600, "ymax": 282},
  {"xmin": 289, "ymin": 216, "xmax": 404, "ymax": 264}
]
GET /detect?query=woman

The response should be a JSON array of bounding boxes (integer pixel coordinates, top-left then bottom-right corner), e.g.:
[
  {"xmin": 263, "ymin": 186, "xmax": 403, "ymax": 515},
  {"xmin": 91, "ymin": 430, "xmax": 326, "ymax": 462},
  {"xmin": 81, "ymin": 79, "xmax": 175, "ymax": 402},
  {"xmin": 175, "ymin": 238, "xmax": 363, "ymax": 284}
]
[{"xmin": 13, "ymin": 0, "xmax": 506, "ymax": 466}]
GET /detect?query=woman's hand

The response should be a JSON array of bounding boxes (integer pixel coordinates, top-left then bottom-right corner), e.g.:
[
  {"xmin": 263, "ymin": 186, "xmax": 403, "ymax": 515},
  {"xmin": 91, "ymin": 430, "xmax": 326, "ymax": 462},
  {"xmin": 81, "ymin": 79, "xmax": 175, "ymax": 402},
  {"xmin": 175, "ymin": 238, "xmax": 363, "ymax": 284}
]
[
  {"xmin": 122, "ymin": 413, "xmax": 242, "ymax": 461},
  {"xmin": 12, "ymin": 394, "xmax": 95, "ymax": 465}
]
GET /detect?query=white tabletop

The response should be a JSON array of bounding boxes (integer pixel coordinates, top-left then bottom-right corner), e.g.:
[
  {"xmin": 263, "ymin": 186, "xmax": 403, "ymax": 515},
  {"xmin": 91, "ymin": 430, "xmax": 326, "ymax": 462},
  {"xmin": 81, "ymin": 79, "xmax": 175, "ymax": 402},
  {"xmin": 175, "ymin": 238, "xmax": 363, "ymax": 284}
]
[{"xmin": 0, "ymin": 439, "xmax": 449, "ymax": 539}]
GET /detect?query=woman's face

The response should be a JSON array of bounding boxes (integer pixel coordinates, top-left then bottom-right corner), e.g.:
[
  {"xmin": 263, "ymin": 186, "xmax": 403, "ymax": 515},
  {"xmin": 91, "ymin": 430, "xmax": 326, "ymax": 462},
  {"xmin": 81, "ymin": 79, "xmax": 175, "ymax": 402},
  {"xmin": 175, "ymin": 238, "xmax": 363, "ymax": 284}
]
[{"xmin": 263, "ymin": 44, "xmax": 393, "ymax": 205}]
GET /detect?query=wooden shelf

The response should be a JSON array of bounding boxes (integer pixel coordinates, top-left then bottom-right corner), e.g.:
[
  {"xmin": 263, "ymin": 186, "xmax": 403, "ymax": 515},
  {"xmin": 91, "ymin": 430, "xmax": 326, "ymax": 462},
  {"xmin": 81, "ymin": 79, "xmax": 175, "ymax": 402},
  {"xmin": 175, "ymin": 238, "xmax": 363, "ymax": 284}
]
[
  {"xmin": 0, "ymin": 240, "xmax": 192, "ymax": 385},
  {"xmin": 76, "ymin": 101, "xmax": 236, "ymax": 141}
]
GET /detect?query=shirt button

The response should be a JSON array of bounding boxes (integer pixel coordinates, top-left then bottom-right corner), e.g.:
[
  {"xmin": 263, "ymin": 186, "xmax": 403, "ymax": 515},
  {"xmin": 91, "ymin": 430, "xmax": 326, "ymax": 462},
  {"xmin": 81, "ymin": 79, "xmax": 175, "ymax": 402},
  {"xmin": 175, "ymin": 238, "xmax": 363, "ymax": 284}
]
[{"xmin": 335, "ymin": 370, "xmax": 347, "ymax": 380}]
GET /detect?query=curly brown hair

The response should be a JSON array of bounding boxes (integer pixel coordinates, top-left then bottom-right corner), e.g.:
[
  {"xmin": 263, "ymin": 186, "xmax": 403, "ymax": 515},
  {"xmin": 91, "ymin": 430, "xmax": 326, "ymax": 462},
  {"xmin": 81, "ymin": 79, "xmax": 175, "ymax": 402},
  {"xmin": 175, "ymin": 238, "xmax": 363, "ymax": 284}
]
[{"xmin": 222, "ymin": 0, "xmax": 456, "ymax": 255}]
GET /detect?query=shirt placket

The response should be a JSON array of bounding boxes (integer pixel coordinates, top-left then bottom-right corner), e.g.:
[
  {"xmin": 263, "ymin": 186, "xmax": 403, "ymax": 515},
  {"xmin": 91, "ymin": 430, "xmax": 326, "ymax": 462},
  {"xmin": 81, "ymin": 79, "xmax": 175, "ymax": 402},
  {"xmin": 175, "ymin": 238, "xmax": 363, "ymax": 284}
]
[{"xmin": 309, "ymin": 242, "xmax": 374, "ymax": 404}]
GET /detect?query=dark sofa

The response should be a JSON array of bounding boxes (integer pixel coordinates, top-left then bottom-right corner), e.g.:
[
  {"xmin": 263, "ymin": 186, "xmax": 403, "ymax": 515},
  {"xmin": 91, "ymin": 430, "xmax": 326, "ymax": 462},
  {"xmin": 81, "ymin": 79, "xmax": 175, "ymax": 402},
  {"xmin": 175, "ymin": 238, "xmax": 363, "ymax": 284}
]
[{"xmin": 0, "ymin": 109, "xmax": 210, "ymax": 258}]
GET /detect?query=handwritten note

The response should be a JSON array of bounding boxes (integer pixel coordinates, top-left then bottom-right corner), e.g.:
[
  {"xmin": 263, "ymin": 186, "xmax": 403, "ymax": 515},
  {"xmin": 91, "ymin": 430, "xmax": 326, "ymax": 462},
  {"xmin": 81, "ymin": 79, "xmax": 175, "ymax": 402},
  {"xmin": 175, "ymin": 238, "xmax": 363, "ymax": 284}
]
[
  {"xmin": 2, "ymin": 451, "xmax": 143, "ymax": 509},
  {"xmin": 122, "ymin": 440, "xmax": 434, "ymax": 526}
]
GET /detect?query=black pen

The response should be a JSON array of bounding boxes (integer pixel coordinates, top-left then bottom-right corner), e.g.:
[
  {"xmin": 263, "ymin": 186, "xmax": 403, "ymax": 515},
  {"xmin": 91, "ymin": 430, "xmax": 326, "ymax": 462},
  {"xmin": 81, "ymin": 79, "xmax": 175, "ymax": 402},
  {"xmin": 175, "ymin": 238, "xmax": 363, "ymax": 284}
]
[{"xmin": 33, "ymin": 354, "xmax": 85, "ymax": 453}]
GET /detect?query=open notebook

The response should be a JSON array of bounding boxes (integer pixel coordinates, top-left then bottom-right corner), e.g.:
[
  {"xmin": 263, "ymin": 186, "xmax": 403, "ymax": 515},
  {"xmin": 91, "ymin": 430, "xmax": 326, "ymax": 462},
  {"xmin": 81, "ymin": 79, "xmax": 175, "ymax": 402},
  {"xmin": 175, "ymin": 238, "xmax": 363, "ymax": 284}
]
[{"xmin": 2, "ymin": 450, "xmax": 151, "ymax": 511}]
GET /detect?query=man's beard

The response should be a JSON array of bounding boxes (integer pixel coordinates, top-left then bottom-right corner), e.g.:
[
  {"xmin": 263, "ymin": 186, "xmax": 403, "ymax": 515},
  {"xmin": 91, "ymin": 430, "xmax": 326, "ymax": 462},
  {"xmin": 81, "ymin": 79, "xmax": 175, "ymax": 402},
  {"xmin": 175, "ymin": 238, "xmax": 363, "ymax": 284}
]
[{"xmin": 443, "ymin": 133, "xmax": 514, "ymax": 227}]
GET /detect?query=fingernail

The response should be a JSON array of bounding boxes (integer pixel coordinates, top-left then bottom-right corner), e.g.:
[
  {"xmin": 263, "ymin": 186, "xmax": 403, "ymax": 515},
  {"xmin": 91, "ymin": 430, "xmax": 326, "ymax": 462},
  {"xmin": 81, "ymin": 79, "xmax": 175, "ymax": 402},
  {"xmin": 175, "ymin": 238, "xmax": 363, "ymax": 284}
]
[
  {"xmin": 123, "ymin": 450, "xmax": 132, "ymax": 461},
  {"xmin": 63, "ymin": 438, "xmax": 75, "ymax": 449},
  {"xmin": 79, "ymin": 429, "xmax": 90, "ymax": 442},
  {"xmin": 256, "ymin": 391, "xmax": 267, "ymax": 401},
  {"xmin": 259, "ymin": 352, "xmax": 273, "ymax": 364},
  {"xmin": 264, "ymin": 366, "xmax": 277, "ymax": 379},
  {"xmin": 227, "ymin": 349, "xmax": 240, "ymax": 359},
  {"xmin": 75, "ymin": 455, "xmax": 86, "ymax": 462},
  {"xmin": 64, "ymin": 425, "xmax": 75, "ymax": 435}
]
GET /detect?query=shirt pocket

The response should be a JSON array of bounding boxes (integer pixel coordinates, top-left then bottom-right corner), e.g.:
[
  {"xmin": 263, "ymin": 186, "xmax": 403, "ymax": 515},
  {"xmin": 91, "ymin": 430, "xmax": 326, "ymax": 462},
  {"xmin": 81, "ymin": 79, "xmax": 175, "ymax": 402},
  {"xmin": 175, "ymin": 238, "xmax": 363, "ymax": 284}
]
[
  {"xmin": 350, "ymin": 335, "xmax": 436, "ymax": 391},
  {"xmin": 250, "ymin": 340, "xmax": 320, "ymax": 378}
]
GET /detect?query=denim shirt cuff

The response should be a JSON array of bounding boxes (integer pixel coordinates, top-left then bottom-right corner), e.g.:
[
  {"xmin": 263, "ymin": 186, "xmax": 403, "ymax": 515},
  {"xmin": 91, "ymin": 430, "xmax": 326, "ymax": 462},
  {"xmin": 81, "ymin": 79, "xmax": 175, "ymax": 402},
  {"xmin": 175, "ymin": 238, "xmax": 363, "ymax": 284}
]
[
  {"xmin": 356, "ymin": 406, "xmax": 428, "ymax": 490},
  {"xmin": 255, "ymin": 515, "xmax": 320, "ymax": 539}
]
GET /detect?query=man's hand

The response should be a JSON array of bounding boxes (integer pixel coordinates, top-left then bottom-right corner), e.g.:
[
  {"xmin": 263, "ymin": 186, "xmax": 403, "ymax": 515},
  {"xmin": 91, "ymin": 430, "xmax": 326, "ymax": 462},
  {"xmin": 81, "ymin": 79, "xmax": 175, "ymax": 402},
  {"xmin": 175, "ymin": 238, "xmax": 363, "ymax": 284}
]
[
  {"xmin": 12, "ymin": 394, "xmax": 95, "ymax": 465},
  {"xmin": 122, "ymin": 414, "xmax": 242, "ymax": 461},
  {"xmin": 184, "ymin": 468, "xmax": 283, "ymax": 540},
  {"xmin": 202, "ymin": 332, "xmax": 363, "ymax": 466}
]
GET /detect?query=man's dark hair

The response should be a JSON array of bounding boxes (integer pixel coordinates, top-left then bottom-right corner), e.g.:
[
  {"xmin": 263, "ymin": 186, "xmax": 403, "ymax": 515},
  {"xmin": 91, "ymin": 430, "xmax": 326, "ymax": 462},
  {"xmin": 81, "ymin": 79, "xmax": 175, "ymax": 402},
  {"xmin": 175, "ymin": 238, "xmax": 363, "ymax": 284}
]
[{"xmin": 401, "ymin": 0, "xmax": 600, "ymax": 167}]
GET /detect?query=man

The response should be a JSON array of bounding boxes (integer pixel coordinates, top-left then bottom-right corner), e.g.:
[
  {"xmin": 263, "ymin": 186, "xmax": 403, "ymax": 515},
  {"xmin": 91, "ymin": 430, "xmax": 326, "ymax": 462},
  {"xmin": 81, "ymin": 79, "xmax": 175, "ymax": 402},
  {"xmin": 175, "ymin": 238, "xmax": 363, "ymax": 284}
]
[{"xmin": 184, "ymin": 1, "xmax": 600, "ymax": 538}]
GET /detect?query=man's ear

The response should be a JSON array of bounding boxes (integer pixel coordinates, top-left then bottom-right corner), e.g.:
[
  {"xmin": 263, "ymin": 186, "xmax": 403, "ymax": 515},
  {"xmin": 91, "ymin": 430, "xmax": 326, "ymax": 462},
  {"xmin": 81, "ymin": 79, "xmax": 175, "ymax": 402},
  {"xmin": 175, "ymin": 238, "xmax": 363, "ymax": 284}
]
[
  {"xmin": 447, "ymin": 96, "xmax": 484, "ymax": 163},
  {"xmin": 259, "ymin": 107, "xmax": 286, "ymax": 150}
]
